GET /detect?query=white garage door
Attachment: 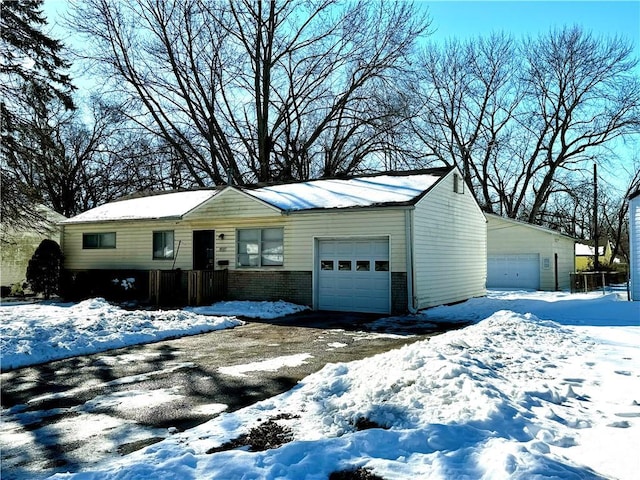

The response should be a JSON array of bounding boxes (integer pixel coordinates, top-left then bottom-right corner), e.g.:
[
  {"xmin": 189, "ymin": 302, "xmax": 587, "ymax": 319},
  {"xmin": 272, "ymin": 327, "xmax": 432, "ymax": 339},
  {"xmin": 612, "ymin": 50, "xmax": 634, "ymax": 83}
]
[
  {"xmin": 487, "ymin": 254, "xmax": 540, "ymax": 290},
  {"xmin": 317, "ymin": 238, "xmax": 390, "ymax": 313}
]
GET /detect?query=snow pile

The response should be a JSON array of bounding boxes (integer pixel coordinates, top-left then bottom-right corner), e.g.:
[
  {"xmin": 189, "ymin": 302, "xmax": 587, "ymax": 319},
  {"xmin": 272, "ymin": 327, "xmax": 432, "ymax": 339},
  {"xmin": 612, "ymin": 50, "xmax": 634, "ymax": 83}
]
[
  {"xmin": 50, "ymin": 293, "xmax": 640, "ymax": 480},
  {"xmin": 0, "ymin": 299, "xmax": 243, "ymax": 370},
  {"xmin": 422, "ymin": 289, "xmax": 640, "ymax": 326},
  {"xmin": 186, "ymin": 300, "xmax": 308, "ymax": 319}
]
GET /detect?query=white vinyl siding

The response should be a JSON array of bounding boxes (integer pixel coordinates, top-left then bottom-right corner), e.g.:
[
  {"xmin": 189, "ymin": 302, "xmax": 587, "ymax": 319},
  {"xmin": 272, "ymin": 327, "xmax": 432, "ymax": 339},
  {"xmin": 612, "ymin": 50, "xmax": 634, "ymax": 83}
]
[
  {"xmin": 630, "ymin": 195, "xmax": 640, "ymax": 301},
  {"xmin": 412, "ymin": 171, "xmax": 487, "ymax": 309},
  {"xmin": 486, "ymin": 214, "xmax": 575, "ymax": 291},
  {"xmin": 63, "ymin": 222, "xmax": 192, "ymax": 270}
]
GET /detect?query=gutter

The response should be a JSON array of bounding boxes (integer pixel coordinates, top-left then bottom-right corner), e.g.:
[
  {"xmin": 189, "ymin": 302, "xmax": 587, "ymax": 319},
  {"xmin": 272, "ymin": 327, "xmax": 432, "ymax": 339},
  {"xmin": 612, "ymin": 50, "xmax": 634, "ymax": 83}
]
[{"xmin": 405, "ymin": 209, "xmax": 418, "ymax": 314}]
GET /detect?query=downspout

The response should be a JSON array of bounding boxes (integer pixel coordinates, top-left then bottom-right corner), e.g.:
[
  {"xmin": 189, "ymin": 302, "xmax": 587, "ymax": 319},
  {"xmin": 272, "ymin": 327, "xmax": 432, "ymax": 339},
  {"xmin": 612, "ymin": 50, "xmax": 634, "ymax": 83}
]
[{"xmin": 405, "ymin": 209, "xmax": 418, "ymax": 314}]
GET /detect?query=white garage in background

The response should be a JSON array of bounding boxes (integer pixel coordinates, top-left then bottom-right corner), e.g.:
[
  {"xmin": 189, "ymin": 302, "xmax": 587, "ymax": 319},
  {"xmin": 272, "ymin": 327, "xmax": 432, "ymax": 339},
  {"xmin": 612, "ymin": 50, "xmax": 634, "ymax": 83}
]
[
  {"xmin": 486, "ymin": 214, "xmax": 576, "ymax": 291},
  {"xmin": 316, "ymin": 238, "xmax": 390, "ymax": 313}
]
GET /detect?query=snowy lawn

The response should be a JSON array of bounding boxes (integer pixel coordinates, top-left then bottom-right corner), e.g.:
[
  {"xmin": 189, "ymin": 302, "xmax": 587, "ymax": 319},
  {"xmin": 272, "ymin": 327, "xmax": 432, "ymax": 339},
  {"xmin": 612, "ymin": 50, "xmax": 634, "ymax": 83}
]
[
  {"xmin": 41, "ymin": 290, "xmax": 639, "ymax": 480},
  {"xmin": 0, "ymin": 299, "xmax": 304, "ymax": 371}
]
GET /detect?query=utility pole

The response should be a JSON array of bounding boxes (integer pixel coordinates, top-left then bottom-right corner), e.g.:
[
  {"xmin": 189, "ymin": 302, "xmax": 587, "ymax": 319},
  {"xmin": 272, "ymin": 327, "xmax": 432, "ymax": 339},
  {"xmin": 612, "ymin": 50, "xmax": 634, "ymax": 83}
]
[{"xmin": 593, "ymin": 163, "xmax": 599, "ymax": 272}]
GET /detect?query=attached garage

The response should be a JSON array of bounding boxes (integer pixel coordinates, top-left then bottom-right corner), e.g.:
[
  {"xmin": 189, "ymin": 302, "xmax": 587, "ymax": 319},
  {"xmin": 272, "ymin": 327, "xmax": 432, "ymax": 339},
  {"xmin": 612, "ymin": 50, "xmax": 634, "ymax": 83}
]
[
  {"xmin": 487, "ymin": 254, "xmax": 540, "ymax": 290},
  {"xmin": 316, "ymin": 238, "xmax": 390, "ymax": 313}
]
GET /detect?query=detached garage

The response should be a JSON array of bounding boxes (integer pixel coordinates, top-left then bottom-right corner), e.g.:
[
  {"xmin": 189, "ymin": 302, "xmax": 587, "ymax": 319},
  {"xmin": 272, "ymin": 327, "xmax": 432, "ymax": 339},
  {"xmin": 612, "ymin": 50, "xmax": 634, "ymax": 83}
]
[
  {"xmin": 486, "ymin": 214, "xmax": 576, "ymax": 291},
  {"xmin": 62, "ymin": 167, "xmax": 487, "ymax": 313}
]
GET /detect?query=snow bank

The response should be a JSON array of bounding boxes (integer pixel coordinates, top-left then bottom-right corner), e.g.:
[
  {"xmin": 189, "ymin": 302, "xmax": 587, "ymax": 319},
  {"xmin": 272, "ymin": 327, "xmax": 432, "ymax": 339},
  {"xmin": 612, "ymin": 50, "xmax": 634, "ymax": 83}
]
[
  {"xmin": 186, "ymin": 300, "xmax": 308, "ymax": 319},
  {"xmin": 0, "ymin": 299, "xmax": 243, "ymax": 370}
]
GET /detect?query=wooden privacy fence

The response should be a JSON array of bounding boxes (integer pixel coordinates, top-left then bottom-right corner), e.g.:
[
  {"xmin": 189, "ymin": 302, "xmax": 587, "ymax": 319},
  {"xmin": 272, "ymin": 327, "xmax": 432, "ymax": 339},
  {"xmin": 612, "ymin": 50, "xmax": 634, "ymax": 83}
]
[
  {"xmin": 187, "ymin": 270, "xmax": 228, "ymax": 306},
  {"xmin": 149, "ymin": 270, "xmax": 228, "ymax": 306}
]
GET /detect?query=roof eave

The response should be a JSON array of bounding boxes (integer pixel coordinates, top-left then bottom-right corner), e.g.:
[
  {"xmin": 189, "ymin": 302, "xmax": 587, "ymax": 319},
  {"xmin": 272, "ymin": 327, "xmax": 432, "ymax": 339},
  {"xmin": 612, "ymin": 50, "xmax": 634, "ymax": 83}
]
[
  {"xmin": 61, "ymin": 215, "xmax": 184, "ymax": 225},
  {"xmin": 281, "ymin": 202, "xmax": 416, "ymax": 215}
]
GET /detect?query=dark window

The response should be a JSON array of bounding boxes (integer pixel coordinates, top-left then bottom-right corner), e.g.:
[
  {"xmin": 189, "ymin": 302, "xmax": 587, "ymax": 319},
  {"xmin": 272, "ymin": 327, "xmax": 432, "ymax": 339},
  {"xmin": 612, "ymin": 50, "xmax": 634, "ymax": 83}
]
[
  {"xmin": 321, "ymin": 260, "xmax": 334, "ymax": 270},
  {"xmin": 82, "ymin": 232, "xmax": 116, "ymax": 249},
  {"xmin": 153, "ymin": 231, "xmax": 174, "ymax": 259},
  {"xmin": 356, "ymin": 260, "xmax": 370, "ymax": 271},
  {"xmin": 375, "ymin": 260, "xmax": 389, "ymax": 271},
  {"xmin": 338, "ymin": 260, "xmax": 351, "ymax": 271}
]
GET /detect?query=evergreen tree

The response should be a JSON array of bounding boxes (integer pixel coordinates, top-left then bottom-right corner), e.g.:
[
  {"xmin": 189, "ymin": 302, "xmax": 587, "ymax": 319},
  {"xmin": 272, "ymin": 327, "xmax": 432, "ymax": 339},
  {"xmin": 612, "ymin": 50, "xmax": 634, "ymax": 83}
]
[
  {"xmin": 1, "ymin": 0, "xmax": 75, "ymax": 230},
  {"xmin": 26, "ymin": 239, "xmax": 63, "ymax": 299}
]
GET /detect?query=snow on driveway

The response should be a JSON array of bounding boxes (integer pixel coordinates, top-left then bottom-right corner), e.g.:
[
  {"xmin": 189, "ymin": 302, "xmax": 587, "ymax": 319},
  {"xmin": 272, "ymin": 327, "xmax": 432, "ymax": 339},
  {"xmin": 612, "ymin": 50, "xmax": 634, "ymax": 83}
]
[
  {"xmin": 20, "ymin": 290, "xmax": 635, "ymax": 480},
  {"xmin": 0, "ymin": 299, "xmax": 308, "ymax": 370}
]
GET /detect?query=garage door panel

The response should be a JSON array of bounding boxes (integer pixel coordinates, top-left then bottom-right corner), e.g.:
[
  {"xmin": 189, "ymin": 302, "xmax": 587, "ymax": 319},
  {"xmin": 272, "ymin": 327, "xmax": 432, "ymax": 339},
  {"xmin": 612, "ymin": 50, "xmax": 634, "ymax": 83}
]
[
  {"xmin": 487, "ymin": 254, "xmax": 540, "ymax": 289},
  {"xmin": 317, "ymin": 238, "xmax": 390, "ymax": 313}
]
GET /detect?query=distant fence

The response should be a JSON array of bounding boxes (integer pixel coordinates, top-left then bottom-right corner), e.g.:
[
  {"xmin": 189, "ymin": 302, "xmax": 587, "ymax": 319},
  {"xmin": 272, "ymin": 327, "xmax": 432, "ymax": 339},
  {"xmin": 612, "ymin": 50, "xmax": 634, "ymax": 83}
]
[
  {"xmin": 149, "ymin": 269, "xmax": 228, "ymax": 306},
  {"xmin": 570, "ymin": 271, "xmax": 627, "ymax": 293}
]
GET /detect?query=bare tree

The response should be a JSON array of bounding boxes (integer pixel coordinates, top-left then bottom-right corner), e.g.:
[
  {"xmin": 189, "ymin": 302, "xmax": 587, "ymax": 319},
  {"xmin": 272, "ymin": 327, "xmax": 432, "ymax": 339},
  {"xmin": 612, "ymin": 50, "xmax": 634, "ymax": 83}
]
[
  {"xmin": 413, "ymin": 27, "xmax": 640, "ymax": 223},
  {"xmin": 67, "ymin": 0, "xmax": 429, "ymax": 185},
  {"xmin": 5, "ymin": 89, "xmax": 170, "ymax": 218}
]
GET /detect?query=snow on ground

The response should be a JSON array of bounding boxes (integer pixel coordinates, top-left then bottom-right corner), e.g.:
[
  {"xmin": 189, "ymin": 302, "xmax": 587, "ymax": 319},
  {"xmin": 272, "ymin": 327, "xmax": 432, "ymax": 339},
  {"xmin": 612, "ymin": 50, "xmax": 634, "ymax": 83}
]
[
  {"xmin": 0, "ymin": 298, "xmax": 252, "ymax": 370},
  {"xmin": 186, "ymin": 300, "xmax": 308, "ymax": 319},
  {"xmin": 41, "ymin": 290, "xmax": 639, "ymax": 480}
]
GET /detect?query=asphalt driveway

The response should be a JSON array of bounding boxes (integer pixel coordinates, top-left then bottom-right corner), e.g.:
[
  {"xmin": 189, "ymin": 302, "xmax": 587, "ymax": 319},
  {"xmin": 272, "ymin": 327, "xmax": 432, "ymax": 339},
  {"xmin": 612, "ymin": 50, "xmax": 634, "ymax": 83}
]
[{"xmin": 1, "ymin": 311, "xmax": 467, "ymax": 480}]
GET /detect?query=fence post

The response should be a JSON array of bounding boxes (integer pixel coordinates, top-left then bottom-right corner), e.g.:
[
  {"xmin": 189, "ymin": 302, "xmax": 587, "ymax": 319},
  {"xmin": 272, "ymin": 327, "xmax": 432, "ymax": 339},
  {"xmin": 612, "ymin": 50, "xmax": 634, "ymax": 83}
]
[{"xmin": 149, "ymin": 270, "xmax": 159, "ymax": 305}]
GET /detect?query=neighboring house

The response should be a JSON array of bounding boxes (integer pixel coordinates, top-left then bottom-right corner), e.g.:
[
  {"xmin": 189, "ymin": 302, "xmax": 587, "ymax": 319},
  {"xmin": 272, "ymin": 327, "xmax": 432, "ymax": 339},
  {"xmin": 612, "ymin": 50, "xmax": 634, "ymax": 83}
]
[
  {"xmin": 60, "ymin": 167, "xmax": 486, "ymax": 314},
  {"xmin": 575, "ymin": 240, "xmax": 614, "ymax": 271},
  {"xmin": 486, "ymin": 214, "xmax": 576, "ymax": 291},
  {"xmin": 630, "ymin": 188, "xmax": 640, "ymax": 301},
  {"xmin": 1, "ymin": 206, "xmax": 66, "ymax": 292}
]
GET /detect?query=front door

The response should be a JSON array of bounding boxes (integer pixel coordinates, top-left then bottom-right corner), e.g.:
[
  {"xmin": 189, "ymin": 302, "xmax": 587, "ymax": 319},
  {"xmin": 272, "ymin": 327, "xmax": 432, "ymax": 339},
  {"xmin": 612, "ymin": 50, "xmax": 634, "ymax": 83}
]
[{"xmin": 193, "ymin": 230, "xmax": 215, "ymax": 270}]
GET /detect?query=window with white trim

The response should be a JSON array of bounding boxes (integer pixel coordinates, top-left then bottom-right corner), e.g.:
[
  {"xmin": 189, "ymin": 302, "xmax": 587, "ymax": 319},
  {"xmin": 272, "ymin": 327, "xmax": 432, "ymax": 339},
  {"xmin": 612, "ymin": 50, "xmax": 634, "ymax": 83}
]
[
  {"xmin": 83, "ymin": 232, "xmax": 116, "ymax": 249},
  {"xmin": 153, "ymin": 231, "xmax": 174, "ymax": 259},
  {"xmin": 237, "ymin": 228, "xmax": 283, "ymax": 267}
]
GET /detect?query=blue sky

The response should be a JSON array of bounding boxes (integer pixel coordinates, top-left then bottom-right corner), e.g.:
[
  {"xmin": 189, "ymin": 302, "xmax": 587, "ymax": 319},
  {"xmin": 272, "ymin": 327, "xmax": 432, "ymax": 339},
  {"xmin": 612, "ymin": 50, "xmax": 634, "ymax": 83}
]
[{"xmin": 424, "ymin": 0, "xmax": 639, "ymax": 48}]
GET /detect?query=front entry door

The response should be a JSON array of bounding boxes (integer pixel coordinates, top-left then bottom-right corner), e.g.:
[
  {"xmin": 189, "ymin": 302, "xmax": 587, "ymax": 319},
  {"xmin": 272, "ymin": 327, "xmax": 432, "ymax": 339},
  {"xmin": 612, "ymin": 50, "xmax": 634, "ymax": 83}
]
[{"xmin": 193, "ymin": 230, "xmax": 215, "ymax": 270}]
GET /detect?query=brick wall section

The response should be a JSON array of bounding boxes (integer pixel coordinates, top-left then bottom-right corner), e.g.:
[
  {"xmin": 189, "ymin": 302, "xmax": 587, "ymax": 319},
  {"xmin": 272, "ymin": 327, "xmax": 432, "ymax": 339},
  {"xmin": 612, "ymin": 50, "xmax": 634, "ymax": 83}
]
[
  {"xmin": 228, "ymin": 270, "xmax": 313, "ymax": 307},
  {"xmin": 391, "ymin": 272, "xmax": 408, "ymax": 314}
]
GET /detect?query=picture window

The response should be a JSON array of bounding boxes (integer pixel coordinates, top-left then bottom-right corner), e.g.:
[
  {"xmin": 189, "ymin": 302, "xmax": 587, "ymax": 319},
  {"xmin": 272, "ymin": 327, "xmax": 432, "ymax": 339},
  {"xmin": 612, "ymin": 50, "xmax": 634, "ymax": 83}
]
[{"xmin": 237, "ymin": 228, "xmax": 283, "ymax": 267}]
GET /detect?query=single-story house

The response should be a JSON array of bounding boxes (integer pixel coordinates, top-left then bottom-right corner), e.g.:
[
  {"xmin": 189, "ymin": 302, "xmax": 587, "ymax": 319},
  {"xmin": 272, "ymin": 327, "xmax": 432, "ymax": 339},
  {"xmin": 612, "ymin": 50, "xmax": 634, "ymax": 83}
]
[
  {"xmin": 630, "ymin": 188, "xmax": 640, "ymax": 301},
  {"xmin": 60, "ymin": 167, "xmax": 487, "ymax": 314},
  {"xmin": 486, "ymin": 213, "xmax": 576, "ymax": 291},
  {"xmin": 1, "ymin": 205, "xmax": 66, "ymax": 293},
  {"xmin": 575, "ymin": 240, "xmax": 614, "ymax": 271}
]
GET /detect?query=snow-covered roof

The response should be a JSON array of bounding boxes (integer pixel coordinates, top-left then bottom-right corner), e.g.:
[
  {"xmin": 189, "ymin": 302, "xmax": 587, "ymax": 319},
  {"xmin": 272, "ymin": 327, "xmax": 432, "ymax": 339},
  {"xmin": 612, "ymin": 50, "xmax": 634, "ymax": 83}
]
[
  {"xmin": 575, "ymin": 243, "xmax": 605, "ymax": 256},
  {"xmin": 243, "ymin": 172, "xmax": 443, "ymax": 212},
  {"xmin": 62, "ymin": 190, "xmax": 219, "ymax": 224},
  {"xmin": 62, "ymin": 169, "xmax": 450, "ymax": 224}
]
